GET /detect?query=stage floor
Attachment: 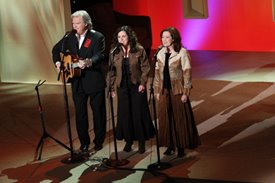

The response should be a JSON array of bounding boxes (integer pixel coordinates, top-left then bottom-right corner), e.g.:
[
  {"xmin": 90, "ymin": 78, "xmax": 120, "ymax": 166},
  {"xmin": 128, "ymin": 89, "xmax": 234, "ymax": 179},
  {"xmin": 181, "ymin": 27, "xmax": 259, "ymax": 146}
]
[{"xmin": 1, "ymin": 51, "xmax": 275, "ymax": 183}]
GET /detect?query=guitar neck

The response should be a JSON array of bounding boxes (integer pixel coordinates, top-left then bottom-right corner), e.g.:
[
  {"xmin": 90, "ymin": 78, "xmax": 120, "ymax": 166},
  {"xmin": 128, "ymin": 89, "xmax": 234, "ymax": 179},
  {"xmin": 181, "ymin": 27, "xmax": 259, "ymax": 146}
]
[{"xmin": 71, "ymin": 63, "xmax": 79, "ymax": 68}]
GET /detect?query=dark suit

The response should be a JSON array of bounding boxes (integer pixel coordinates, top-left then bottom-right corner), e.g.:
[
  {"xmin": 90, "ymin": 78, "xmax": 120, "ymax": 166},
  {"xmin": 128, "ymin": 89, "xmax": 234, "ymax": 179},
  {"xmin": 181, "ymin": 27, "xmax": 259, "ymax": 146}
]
[{"xmin": 52, "ymin": 29, "xmax": 106, "ymax": 148}]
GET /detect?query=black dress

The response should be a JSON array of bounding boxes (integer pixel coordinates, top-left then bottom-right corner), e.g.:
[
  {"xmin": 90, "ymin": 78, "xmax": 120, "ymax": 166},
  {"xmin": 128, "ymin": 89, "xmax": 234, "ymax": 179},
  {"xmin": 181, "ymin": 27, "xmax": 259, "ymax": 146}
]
[{"xmin": 116, "ymin": 58, "xmax": 155, "ymax": 142}]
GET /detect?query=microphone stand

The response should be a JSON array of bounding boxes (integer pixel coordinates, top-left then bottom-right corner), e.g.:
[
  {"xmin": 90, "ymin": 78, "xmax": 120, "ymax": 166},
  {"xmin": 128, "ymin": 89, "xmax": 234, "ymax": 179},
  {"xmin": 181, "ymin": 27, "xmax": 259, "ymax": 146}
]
[
  {"xmin": 104, "ymin": 51, "xmax": 129, "ymax": 167},
  {"xmin": 147, "ymin": 52, "xmax": 171, "ymax": 171},
  {"xmin": 58, "ymin": 35, "xmax": 85, "ymax": 164},
  {"xmin": 35, "ymin": 80, "xmax": 71, "ymax": 161},
  {"xmin": 167, "ymin": 88, "xmax": 181, "ymax": 152}
]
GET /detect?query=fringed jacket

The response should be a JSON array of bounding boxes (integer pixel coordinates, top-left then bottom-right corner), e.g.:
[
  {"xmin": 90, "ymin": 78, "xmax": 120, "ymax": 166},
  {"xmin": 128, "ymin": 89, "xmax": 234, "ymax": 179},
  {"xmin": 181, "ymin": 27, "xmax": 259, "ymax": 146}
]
[
  {"xmin": 109, "ymin": 45, "xmax": 150, "ymax": 91},
  {"xmin": 154, "ymin": 47, "xmax": 192, "ymax": 96}
]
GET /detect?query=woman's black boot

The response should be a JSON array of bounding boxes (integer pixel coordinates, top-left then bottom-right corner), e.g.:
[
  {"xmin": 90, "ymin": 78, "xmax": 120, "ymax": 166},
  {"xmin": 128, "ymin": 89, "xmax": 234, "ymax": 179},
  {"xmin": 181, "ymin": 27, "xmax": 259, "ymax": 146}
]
[
  {"xmin": 163, "ymin": 147, "xmax": 175, "ymax": 155},
  {"xmin": 138, "ymin": 141, "xmax": 145, "ymax": 154},
  {"xmin": 123, "ymin": 141, "xmax": 133, "ymax": 152},
  {"xmin": 177, "ymin": 147, "xmax": 186, "ymax": 157}
]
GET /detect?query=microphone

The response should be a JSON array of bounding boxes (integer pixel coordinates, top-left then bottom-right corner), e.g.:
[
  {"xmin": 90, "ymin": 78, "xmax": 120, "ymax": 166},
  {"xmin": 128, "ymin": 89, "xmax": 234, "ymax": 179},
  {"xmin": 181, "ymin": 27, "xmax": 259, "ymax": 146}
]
[
  {"xmin": 153, "ymin": 45, "xmax": 163, "ymax": 59},
  {"xmin": 110, "ymin": 43, "xmax": 121, "ymax": 54}
]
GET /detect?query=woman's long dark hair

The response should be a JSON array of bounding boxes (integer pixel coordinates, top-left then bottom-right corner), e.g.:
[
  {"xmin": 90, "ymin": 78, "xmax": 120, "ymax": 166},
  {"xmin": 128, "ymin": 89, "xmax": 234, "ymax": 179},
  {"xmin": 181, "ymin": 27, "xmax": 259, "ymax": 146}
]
[{"xmin": 111, "ymin": 25, "xmax": 140, "ymax": 54}]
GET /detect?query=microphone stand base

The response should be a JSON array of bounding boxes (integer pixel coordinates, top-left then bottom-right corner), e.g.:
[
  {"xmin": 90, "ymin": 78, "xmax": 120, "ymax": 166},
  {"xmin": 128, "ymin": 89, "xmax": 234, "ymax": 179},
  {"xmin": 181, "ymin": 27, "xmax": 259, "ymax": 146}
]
[
  {"xmin": 147, "ymin": 162, "xmax": 172, "ymax": 171},
  {"xmin": 103, "ymin": 158, "xmax": 129, "ymax": 167}
]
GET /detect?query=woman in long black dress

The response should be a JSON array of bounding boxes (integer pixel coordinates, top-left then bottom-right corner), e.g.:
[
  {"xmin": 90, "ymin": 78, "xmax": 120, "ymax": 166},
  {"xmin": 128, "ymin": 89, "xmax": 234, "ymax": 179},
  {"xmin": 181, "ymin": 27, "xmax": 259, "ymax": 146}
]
[{"xmin": 108, "ymin": 26, "xmax": 154, "ymax": 154}]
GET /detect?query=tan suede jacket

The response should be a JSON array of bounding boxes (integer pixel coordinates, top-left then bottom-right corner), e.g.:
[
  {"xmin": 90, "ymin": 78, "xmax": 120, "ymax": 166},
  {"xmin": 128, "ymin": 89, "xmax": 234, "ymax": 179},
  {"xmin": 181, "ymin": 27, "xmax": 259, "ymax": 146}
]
[
  {"xmin": 109, "ymin": 45, "xmax": 150, "ymax": 91},
  {"xmin": 154, "ymin": 47, "xmax": 192, "ymax": 96}
]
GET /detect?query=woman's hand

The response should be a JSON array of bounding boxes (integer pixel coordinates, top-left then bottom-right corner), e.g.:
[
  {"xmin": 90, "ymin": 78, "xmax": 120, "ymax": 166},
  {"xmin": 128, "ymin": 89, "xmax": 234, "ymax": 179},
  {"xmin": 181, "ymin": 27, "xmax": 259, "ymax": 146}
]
[
  {"xmin": 111, "ymin": 91, "xmax": 116, "ymax": 98},
  {"xmin": 155, "ymin": 94, "xmax": 160, "ymax": 100},
  {"xmin": 181, "ymin": 94, "xmax": 188, "ymax": 103},
  {"xmin": 138, "ymin": 85, "xmax": 145, "ymax": 93}
]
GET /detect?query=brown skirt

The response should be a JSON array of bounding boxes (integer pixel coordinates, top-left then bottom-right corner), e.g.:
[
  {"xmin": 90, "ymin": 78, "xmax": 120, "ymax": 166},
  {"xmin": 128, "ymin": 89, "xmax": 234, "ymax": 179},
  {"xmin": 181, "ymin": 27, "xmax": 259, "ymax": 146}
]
[{"xmin": 157, "ymin": 90, "xmax": 200, "ymax": 149}]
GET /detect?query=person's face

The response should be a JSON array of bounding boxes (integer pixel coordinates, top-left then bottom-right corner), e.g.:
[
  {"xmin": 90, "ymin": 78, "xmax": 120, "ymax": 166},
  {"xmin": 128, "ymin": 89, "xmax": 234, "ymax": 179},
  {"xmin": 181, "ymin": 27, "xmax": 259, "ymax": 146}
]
[
  {"xmin": 117, "ymin": 31, "xmax": 128, "ymax": 46},
  {"xmin": 72, "ymin": 16, "xmax": 87, "ymax": 35},
  {"xmin": 161, "ymin": 31, "xmax": 174, "ymax": 47}
]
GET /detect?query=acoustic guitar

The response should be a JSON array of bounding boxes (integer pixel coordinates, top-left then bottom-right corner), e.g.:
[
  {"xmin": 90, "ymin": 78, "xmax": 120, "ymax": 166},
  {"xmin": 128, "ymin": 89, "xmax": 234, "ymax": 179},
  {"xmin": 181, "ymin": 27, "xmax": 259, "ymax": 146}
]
[{"xmin": 60, "ymin": 53, "xmax": 81, "ymax": 83}]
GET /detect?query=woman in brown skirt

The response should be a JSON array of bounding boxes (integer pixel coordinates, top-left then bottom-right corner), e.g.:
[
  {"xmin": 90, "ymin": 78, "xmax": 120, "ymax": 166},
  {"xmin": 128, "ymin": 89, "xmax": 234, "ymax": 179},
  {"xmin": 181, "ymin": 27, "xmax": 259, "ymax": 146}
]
[{"xmin": 153, "ymin": 27, "xmax": 200, "ymax": 157}]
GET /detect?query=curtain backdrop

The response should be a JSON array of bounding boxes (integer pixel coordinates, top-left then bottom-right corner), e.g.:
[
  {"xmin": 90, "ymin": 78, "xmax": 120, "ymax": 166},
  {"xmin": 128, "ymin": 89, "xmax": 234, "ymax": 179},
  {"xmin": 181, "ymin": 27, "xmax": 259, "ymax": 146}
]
[{"xmin": 0, "ymin": 0, "xmax": 71, "ymax": 84}]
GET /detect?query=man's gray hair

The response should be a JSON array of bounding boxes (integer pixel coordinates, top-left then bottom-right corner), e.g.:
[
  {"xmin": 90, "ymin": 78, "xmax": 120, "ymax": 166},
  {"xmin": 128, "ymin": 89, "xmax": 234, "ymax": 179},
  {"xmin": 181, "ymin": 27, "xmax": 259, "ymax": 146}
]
[{"xmin": 71, "ymin": 10, "xmax": 93, "ymax": 30}]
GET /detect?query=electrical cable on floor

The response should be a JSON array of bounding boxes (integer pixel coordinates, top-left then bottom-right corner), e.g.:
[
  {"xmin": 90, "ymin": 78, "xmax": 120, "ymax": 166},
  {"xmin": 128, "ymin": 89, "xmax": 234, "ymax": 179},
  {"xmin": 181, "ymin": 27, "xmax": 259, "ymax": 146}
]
[{"xmin": 85, "ymin": 153, "xmax": 171, "ymax": 182}]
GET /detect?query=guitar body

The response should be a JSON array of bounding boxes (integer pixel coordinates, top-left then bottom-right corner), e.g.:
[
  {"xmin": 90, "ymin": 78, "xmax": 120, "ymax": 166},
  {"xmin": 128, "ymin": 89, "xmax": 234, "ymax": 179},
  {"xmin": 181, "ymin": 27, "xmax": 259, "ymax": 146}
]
[{"xmin": 61, "ymin": 53, "xmax": 81, "ymax": 83}]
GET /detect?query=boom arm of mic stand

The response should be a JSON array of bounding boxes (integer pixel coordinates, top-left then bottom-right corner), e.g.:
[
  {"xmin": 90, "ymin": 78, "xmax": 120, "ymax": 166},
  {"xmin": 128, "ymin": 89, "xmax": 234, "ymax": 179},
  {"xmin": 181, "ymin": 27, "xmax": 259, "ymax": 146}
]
[
  {"xmin": 34, "ymin": 79, "xmax": 71, "ymax": 161},
  {"xmin": 35, "ymin": 80, "xmax": 46, "ymax": 91}
]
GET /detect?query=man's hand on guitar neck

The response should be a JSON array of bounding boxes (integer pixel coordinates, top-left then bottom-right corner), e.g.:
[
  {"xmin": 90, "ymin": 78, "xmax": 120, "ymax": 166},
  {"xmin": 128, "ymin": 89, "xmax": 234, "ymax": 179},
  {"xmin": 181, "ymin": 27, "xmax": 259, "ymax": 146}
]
[
  {"xmin": 54, "ymin": 57, "xmax": 92, "ymax": 72},
  {"xmin": 78, "ymin": 58, "xmax": 92, "ymax": 69}
]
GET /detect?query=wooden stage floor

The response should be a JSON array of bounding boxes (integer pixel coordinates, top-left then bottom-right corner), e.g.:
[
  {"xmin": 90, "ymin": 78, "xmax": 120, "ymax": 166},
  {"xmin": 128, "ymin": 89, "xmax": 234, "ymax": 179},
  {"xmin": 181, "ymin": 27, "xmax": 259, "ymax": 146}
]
[{"xmin": 1, "ymin": 51, "xmax": 275, "ymax": 183}]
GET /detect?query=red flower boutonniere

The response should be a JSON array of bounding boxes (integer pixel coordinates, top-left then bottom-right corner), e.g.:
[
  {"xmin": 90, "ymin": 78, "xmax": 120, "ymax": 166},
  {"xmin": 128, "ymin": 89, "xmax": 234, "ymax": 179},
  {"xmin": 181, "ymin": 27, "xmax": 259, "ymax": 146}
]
[{"xmin": 84, "ymin": 39, "xmax": 91, "ymax": 48}]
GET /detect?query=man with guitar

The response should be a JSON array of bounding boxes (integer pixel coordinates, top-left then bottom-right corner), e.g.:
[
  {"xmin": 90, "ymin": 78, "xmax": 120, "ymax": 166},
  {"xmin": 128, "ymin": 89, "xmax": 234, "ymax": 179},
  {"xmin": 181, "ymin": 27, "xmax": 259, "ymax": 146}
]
[{"xmin": 52, "ymin": 10, "xmax": 106, "ymax": 155}]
